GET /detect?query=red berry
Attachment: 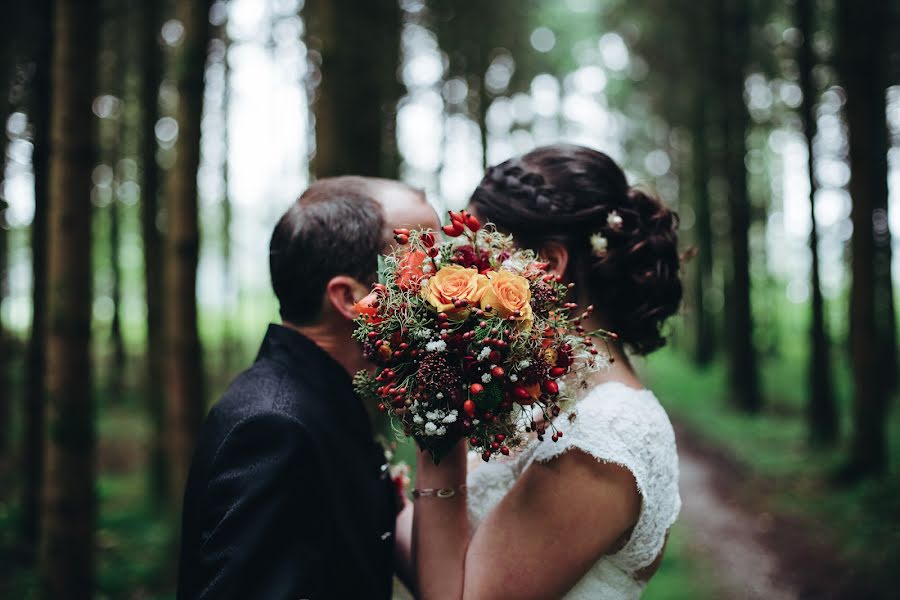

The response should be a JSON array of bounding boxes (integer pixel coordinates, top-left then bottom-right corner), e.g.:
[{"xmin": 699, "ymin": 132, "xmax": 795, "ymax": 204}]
[
  {"xmin": 557, "ymin": 430, "xmax": 563, "ymax": 438},
  {"xmin": 449, "ymin": 210, "xmax": 464, "ymax": 224},
  {"xmin": 464, "ymin": 215, "xmax": 481, "ymax": 231},
  {"xmin": 377, "ymin": 403, "xmax": 386, "ymax": 412},
  {"xmin": 394, "ymin": 233, "xmax": 409, "ymax": 244},
  {"xmin": 500, "ymin": 446, "xmax": 510, "ymax": 456},
  {"xmin": 469, "ymin": 383, "xmax": 484, "ymax": 395},
  {"xmin": 427, "ymin": 246, "xmax": 439, "ymax": 257},
  {"xmin": 491, "ymin": 442, "xmax": 500, "ymax": 450},
  {"xmin": 543, "ymin": 380, "xmax": 559, "ymax": 395},
  {"xmin": 552, "ymin": 433, "xmax": 559, "ymax": 442},
  {"xmin": 482, "ymin": 451, "xmax": 492, "ymax": 462},
  {"xmin": 491, "ymin": 366, "xmax": 505, "ymax": 378},
  {"xmin": 489, "ymin": 350, "xmax": 502, "ymax": 363},
  {"xmin": 422, "ymin": 232, "xmax": 436, "ymax": 247},
  {"xmin": 495, "ymin": 434, "xmax": 505, "ymax": 442},
  {"xmin": 549, "ymin": 366, "xmax": 567, "ymax": 378},
  {"xmin": 463, "ymin": 399, "xmax": 476, "ymax": 417},
  {"xmin": 442, "ymin": 222, "xmax": 465, "ymax": 237},
  {"xmin": 470, "ymin": 437, "xmax": 479, "ymax": 446},
  {"xmin": 512, "ymin": 386, "xmax": 530, "ymax": 400},
  {"xmin": 393, "ymin": 228, "xmax": 411, "ymax": 236}
]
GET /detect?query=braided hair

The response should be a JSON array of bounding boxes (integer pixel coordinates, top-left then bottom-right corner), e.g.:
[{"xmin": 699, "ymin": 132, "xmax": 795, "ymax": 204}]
[{"xmin": 470, "ymin": 144, "xmax": 682, "ymax": 355}]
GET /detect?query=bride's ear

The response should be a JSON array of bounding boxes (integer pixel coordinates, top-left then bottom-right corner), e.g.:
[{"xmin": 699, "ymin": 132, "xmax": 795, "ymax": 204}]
[
  {"xmin": 325, "ymin": 276, "xmax": 369, "ymax": 322},
  {"xmin": 540, "ymin": 242, "xmax": 569, "ymax": 278}
]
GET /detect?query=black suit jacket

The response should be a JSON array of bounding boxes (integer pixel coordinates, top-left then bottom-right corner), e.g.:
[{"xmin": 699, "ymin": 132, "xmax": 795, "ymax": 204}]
[{"xmin": 177, "ymin": 324, "xmax": 397, "ymax": 600}]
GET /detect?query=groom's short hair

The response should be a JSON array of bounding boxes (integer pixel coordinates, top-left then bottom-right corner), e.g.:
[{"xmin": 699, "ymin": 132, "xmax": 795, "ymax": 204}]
[{"xmin": 269, "ymin": 177, "xmax": 392, "ymax": 325}]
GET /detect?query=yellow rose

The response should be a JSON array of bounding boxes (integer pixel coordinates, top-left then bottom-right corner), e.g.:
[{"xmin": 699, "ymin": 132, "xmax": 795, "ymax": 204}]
[
  {"xmin": 480, "ymin": 270, "xmax": 533, "ymax": 322},
  {"xmin": 422, "ymin": 265, "xmax": 488, "ymax": 314}
]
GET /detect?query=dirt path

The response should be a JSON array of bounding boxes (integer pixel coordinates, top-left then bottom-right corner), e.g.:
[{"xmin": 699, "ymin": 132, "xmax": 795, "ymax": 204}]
[
  {"xmin": 677, "ymin": 437, "xmax": 799, "ymax": 599},
  {"xmin": 674, "ymin": 424, "xmax": 880, "ymax": 600}
]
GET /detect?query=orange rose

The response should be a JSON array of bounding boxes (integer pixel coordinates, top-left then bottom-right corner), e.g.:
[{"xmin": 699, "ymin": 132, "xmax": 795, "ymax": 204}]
[
  {"xmin": 480, "ymin": 270, "xmax": 533, "ymax": 323},
  {"xmin": 395, "ymin": 249, "xmax": 428, "ymax": 291},
  {"xmin": 422, "ymin": 265, "xmax": 487, "ymax": 314},
  {"xmin": 353, "ymin": 291, "xmax": 383, "ymax": 324}
]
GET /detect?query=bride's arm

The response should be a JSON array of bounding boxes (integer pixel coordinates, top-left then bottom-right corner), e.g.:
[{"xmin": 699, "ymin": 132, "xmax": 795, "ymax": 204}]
[
  {"xmin": 413, "ymin": 444, "xmax": 641, "ymax": 600},
  {"xmin": 413, "ymin": 442, "xmax": 470, "ymax": 599}
]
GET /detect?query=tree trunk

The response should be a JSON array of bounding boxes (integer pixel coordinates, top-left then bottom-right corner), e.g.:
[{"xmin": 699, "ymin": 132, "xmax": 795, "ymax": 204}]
[
  {"xmin": 689, "ymin": 2, "xmax": 715, "ymax": 367},
  {"xmin": 213, "ymin": 18, "xmax": 234, "ymax": 372},
  {"xmin": 304, "ymin": 0, "xmax": 402, "ymax": 178},
  {"xmin": 221, "ymin": 35, "xmax": 234, "ymax": 371},
  {"xmin": 140, "ymin": 0, "xmax": 166, "ymax": 504},
  {"xmin": 797, "ymin": 0, "xmax": 838, "ymax": 446},
  {"xmin": 720, "ymin": 0, "xmax": 761, "ymax": 413},
  {"xmin": 101, "ymin": 0, "xmax": 126, "ymax": 391},
  {"xmin": 23, "ymin": 0, "xmax": 53, "ymax": 555},
  {"xmin": 39, "ymin": 1, "xmax": 98, "ymax": 597},
  {"xmin": 0, "ymin": 29, "xmax": 14, "ymax": 456},
  {"xmin": 164, "ymin": 0, "xmax": 210, "ymax": 507},
  {"xmin": 839, "ymin": 0, "xmax": 891, "ymax": 477},
  {"xmin": 691, "ymin": 103, "xmax": 715, "ymax": 367}
]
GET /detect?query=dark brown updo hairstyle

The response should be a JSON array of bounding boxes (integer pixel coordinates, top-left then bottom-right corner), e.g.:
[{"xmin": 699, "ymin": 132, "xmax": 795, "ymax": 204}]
[{"xmin": 470, "ymin": 144, "xmax": 682, "ymax": 355}]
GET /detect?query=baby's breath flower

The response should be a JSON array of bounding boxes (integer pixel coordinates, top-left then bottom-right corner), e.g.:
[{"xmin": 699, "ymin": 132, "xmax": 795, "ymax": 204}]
[
  {"xmin": 590, "ymin": 233, "xmax": 608, "ymax": 256},
  {"xmin": 481, "ymin": 373, "xmax": 492, "ymax": 384},
  {"xmin": 425, "ymin": 340, "xmax": 447, "ymax": 352}
]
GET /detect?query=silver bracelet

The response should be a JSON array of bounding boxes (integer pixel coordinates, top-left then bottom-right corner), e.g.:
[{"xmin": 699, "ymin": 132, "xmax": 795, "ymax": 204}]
[{"xmin": 411, "ymin": 484, "xmax": 467, "ymax": 499}]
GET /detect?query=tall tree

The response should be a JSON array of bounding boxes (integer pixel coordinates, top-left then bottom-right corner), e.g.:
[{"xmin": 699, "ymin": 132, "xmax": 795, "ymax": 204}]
[
  {"xmin": 164, "ymin": 0, "xmax": 211, "ymax": 506},
  {"xmin": 220, "ymin": 31, "xmax": 234, "ymax": 370},
  {"xmin": 689, "ymin": 0, "xmax": 716, "ymax": 366},
  {"xmin": 839, "ymin": 0, "xmax": 892, "ymax": 477},
  {"xmin": 140, "ymin": 0, "xmax": 166, "ymax": 502},
  {"xmin": 797, "ymin": 0, "xmax": 837, "ymax": 445},
  {"xmin": 39, "ymin": 0, "xmax": 99, "ymax": 596},
  {"xmin": 0, "ymin": 6, "xmax": 18, "ymax": 456},
  {"xmin": 23, "ymin": 0, "xmax": 53, "ymax": 554},
  {"xmin": 719, "ymin": 0, "xmax": 761, "ymax": 412},
  {"xmin": 431, "ymin": 1, "xmax": 493, "ymax": 165},
  {"xmin": 304, "ymin": 0, "xmax": 402, "ymax": 178},
  {"xmin": 99, "ymin": 0, "xmax": 126, "ymax": 388}
]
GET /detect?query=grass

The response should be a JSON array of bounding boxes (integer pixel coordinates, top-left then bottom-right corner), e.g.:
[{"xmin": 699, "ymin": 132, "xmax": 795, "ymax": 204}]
[
  {"xmin": 643, "ymin": 523, "xmax": 716, "ymax": 600},
  {"xmin": 640, "ymin": 344, "xmax": 900, "ymax": 588}
]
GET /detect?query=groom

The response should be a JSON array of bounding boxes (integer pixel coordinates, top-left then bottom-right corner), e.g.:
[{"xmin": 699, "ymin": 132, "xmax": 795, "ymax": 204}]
[{"xmin": 177, "ymin": 176, "xmax": 439, "ymax": 599}]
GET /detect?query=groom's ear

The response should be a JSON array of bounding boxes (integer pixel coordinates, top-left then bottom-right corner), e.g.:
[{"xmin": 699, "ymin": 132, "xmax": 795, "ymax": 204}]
[
  {"xmin": 325, "ymin": 275, "xmax": 369, "ymax": 322},
  {"xmin": 540, "ymin": 242, "xmax": 569, "ymax": 279}
]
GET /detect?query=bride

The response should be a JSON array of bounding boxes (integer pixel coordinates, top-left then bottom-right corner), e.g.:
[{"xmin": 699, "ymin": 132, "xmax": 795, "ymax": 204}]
[{"xmin": 397, "ymin": 144, "xmax": 683, "ymax": 599}]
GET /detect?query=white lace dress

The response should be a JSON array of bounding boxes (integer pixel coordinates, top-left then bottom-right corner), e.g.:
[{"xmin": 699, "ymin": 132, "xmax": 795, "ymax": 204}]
[{"xmin": 466, "ymin": 381, "xmax": 681, "ymax": 600}]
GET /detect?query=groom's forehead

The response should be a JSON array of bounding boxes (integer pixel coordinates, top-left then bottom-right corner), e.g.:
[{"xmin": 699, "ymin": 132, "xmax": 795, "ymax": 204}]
[{"xmin": 378, "ymin": 193, "xmax": 439, "ymax": 231}]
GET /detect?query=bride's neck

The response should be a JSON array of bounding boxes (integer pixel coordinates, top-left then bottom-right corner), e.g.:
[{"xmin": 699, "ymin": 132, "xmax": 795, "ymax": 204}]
[{"xmin": 580, "ymin": 314, "xmax": 644, "ymax": 390}]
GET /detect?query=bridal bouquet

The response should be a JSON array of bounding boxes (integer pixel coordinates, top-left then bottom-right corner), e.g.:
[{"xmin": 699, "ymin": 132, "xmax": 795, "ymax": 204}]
[{"xmin": 352, "ymin": 211, "xmax": 614, "ymax": 463}]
